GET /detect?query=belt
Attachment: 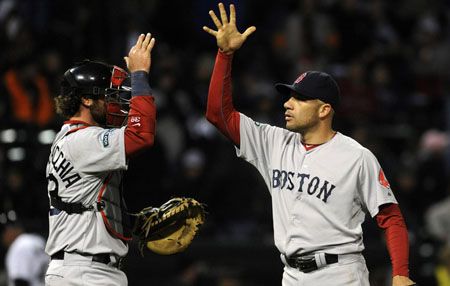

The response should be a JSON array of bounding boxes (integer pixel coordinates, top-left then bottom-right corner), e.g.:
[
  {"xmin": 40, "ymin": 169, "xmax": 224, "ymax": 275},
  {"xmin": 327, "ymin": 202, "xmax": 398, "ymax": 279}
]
[
  {"xmin": 285, "ymin": 253, "xmax": 338, "ymax": 273},
  {"xmin": 51, "ymin": 251, "xmax": 123, "ymax": 269}
]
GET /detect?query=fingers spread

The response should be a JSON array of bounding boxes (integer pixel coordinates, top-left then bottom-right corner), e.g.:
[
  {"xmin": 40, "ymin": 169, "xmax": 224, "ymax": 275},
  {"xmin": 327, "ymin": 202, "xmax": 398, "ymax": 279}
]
[
  {"xmin": 209, "ymin": 10, "xmax": 222, "ymax": 28},
  {"xmin": 243, "ymin": 26, "xmax": 256, "ymax": 38},
  {"xmin": 203, "ymin": 26, "xmax": 217, "ymax": 36},
  {"xmin": 218, "ymin": 3, "xmax": 228, "ymax": 24},
  {"xmin": 230, "ymin": 4, "xmax": 236, "ymax": 24}
]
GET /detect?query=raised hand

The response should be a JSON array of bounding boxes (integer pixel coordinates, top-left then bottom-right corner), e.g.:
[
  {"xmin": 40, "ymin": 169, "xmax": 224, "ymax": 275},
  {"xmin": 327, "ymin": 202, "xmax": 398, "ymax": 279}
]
[
  {"xmin": 124, "ymin": 33, "xmax": 156, "ymax": 73},
  {"xmin": 203, "ymin": 3, "xmax": 256, "ymax": 54}
]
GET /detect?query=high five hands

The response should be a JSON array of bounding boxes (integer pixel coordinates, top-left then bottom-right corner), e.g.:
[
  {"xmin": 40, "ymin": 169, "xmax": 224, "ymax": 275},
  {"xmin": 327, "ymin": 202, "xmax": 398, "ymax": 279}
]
[{"xmin": 203, "ymin": 3, "xmax": 256, "ymax": 55}]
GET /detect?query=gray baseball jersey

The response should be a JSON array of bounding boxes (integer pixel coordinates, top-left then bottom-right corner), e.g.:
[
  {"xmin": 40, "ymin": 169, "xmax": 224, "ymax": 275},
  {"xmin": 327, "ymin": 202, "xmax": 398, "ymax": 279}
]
[
  {"xmin": 45, "ymin": 122, "xmax": 128, "ymax": 257},
  {"xmin": 236, "ymin": 114, "xmax": 397, "ymax": 257}
]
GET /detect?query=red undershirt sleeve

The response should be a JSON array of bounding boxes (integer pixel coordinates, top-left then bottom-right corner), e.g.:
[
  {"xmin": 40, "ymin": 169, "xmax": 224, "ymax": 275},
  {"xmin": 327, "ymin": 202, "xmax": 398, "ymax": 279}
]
[
  {"xmin": 124, "ymin": 96, "xmax": 156, "ymax": 157},
  {"xmin": 205, "ymin": 50, "xmax": 240, "ymax": 146},
  {"xmin": 375, "ymin": 203, "xmax": 410, "ymax": 277}
]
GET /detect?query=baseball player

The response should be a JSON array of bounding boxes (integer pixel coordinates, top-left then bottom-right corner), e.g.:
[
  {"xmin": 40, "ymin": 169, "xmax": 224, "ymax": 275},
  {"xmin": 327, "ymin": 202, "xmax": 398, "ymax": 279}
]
[
  {"xmin": 44, "ymin": 33, "xmax": 156, "ymax": 286},
  {"xmin": 203, "ymin": 3, "xmax": 416, "ymax": 286}
]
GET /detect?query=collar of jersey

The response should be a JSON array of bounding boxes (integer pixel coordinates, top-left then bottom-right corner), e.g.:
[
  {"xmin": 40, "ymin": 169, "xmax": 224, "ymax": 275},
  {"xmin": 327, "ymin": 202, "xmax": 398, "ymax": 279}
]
[
  {"xmin": 64, "ymin": 120, "xmax": 92, "ymax": 126},
  {"xmin": 63, "ymin": 120, "xmax": 92, "ymax": 135},
  {"xmin": 302, "ymin": 142, "xmax": 322, "ymax": 151},
  {"xmin": 300, "ymin": 132, "xmax": 338, "ymax": 152}
]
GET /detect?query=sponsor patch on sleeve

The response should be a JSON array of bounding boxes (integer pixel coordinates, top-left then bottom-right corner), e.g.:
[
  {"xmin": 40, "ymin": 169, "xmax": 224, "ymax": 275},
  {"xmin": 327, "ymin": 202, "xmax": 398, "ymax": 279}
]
[{"xmin": 100, "ymin": 129, "xmax": 114, "ymax": 147}]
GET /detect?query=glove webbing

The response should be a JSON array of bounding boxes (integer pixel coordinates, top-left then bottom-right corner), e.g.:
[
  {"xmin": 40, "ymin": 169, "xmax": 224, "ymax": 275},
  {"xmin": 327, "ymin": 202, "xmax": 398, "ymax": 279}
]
[{"xmin": 140, "ymin": 204, "xmax": 204, "ymax": 239}]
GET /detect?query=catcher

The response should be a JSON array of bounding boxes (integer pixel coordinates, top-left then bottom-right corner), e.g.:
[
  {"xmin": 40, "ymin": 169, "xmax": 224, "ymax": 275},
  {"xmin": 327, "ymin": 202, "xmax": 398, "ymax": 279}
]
[{"xmin": 45, "ymin": 32, "xmax": 205, "ymax": 286}]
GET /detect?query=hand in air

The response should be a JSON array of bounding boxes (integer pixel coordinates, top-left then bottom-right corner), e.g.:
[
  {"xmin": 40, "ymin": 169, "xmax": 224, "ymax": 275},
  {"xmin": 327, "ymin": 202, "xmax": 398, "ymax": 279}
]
[
  {"xmin": 124, "ymin": 33, "xmax": 156, "ymax": 73},
  {"xmin": 203, "ymin": 3, "xmax": 256, "ymax": 54}
]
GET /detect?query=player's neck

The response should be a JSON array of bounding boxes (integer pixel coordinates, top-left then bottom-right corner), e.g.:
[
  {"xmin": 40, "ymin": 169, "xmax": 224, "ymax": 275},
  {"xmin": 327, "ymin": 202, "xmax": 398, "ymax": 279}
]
[
  {"xmin": 70, "ymin": 108, "xmax": 98, "ymax": 126},
  {"xmin": 301, "ymin": 128, "xmax": 337, "ymax": 145}
]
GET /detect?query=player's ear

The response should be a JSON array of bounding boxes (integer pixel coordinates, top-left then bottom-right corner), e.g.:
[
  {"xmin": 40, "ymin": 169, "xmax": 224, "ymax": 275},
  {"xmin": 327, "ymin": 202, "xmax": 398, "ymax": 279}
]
[
  {"xmin": 318, "ymin": 103, "xmax": 332, "ymax": 119},
  {"xmin": 81, "ymin": 97, "xmax": 93, "ymax": 107}
]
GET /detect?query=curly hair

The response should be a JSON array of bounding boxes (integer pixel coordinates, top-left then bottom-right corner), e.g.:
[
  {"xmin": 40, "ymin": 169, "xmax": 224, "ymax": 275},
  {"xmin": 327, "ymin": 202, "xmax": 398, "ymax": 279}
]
[{"xmin": 54, "ymin": 90, "xmax": 81, "ymax": 119}]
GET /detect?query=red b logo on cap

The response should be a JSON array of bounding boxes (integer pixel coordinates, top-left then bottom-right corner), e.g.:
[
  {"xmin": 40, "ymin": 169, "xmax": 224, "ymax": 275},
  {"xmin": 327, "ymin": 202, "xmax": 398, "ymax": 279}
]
[{"xmin": 294, "ymin": 72, "xmax": 307, "ymax": 84}]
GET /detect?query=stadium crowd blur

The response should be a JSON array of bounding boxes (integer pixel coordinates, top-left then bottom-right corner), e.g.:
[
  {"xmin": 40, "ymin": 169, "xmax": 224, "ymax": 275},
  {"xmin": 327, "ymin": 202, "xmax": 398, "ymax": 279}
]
[{"xmin": 1, "ymin": 0, "xmax": 450, "ymax": 285}]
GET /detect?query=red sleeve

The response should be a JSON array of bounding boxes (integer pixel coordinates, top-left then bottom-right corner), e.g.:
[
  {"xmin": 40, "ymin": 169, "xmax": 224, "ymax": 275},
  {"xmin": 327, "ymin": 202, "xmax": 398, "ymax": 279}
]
[
  {"xmin": 375, "ymin": 203, "xmax": 410, "ymax": 277},
  {"xmin": 124, "ymin": 96, "xmax": 156, "ymax": 157},
  {"xmin": 205, "ymin": 50, "xmax": 240, "ymax": 146}
]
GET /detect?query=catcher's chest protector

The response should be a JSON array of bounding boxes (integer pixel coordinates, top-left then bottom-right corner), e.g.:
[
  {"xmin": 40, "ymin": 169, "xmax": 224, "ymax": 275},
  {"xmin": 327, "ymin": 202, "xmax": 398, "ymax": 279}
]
[{"xmin": 97, "ymin": 173, "xmax": 133, "ymax": 241}]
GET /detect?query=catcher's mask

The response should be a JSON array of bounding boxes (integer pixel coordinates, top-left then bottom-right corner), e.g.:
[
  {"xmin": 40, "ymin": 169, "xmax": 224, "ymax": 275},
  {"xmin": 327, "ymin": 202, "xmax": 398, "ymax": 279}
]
[{"xmin": 61, "ymin": 59, "xmax": 131, "ymax": 127}]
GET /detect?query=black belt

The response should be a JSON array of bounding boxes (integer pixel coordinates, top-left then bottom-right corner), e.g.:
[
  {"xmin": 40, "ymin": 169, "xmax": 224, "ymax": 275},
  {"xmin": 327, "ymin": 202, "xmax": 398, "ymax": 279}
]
[
  {"xmin": 286, "ymin": 253, "xmax": 338, "ymax": 273},
  {"xmin": 51, "ymin": 251, "xmax": 123, "ymax": 269}
]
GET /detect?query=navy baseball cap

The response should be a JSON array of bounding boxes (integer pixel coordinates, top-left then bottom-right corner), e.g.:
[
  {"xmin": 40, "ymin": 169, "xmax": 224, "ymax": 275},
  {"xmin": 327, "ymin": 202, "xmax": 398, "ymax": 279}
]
[{"xmin": 275, "ymin": 71, "xmax": 340, "ymax": 109}]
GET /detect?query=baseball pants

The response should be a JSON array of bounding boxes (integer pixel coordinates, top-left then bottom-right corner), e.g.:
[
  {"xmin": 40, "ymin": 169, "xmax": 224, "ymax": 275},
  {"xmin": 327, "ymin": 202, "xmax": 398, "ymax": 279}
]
[
  {"xmin": 282, "ymin": 253, "xmax": 370, "ymax": 286},
  {"xmin": 45, "ymin": 252, "xmax": 127, "ymax": 286}
]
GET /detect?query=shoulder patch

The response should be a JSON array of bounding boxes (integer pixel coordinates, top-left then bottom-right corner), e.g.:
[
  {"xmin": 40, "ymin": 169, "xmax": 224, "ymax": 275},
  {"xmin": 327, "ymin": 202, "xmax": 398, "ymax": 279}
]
[
  {"xmin": 101, "ymin": 129, "xmax": 114, "ymax": 147},
  {"xmin": 378, "ymin": 168, "xmax": 391, "ymax": 189}
]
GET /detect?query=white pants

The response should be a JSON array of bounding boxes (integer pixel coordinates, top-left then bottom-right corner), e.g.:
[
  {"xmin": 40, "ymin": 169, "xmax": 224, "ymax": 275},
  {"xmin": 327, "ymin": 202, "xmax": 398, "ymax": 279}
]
[
  {"xmin": 45, "ymin": 252, "xmax": 127, "ymax": 286},
  {"xmin": 282, "ymin": 253, "xmax": 370, "ymax": 286}
]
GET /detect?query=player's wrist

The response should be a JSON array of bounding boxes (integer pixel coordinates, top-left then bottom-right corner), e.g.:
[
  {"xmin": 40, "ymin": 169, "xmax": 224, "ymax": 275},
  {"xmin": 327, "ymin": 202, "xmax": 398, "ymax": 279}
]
[
  {"xmin": 131, "ymin": 71, "xmax": 152, "ymax": 96},
  {"xmin": 218, "ymin": 49, "xmax": 234, "ymax": 58}
]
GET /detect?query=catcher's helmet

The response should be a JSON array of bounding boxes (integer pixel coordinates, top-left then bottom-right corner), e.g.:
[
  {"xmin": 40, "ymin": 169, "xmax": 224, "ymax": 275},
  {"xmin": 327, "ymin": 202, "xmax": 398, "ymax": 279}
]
[{"xmin": 61, "ymin": 59, "xmax": 131, "ymax": 127}]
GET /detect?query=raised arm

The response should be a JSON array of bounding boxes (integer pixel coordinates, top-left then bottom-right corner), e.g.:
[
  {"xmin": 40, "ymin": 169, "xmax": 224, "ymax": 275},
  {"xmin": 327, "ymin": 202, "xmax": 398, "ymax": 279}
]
[
  {"xmin": 203, "ymin": 3, "xmax": 255, "ymax": 146},
  {"xmin": 124, "ymin": 33, "xmax": 157, "ymax": 157}
]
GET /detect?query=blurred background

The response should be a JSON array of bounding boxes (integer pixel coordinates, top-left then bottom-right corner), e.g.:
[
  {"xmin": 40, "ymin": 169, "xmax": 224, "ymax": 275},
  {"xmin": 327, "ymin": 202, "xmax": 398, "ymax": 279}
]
[{"xmin": 0, "ymin": 0, "xmax": 450, "ymax": 285}]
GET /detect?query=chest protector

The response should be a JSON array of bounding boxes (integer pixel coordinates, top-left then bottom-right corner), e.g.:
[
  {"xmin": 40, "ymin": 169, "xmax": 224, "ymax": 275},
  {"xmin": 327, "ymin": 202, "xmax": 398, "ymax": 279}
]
[
  {"xmin": 49, "ymin": 124, "xmax": 132, "ymax": 241},
  {"xmin": 96, "ymin": 173, "xmax": 132, "ymax": 241}
]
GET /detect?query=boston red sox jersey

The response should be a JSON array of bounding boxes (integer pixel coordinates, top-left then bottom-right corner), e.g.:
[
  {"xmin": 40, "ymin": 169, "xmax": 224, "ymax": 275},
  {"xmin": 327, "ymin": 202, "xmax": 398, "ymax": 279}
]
[
  {"xmin": 6, "ymin": 233, "xmax": 49, "ymax": 286},
  {"xmin": 45, "ymin": 122, "xmax": 128, "ymax": 257},
  {"xmin": 236, "ymin": 114, "xmax": 397, "ymax": 257}
]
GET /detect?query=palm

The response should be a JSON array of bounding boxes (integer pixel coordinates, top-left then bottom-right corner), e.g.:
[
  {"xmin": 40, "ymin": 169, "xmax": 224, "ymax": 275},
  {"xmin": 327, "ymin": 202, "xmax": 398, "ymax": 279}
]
[
  {"xmin": 217, "ymin": 24, "xmax": 246, "ymax": 52},
  {"xmin": 203, "ymin": 3, "xmax": 256, "ymax": 54}
]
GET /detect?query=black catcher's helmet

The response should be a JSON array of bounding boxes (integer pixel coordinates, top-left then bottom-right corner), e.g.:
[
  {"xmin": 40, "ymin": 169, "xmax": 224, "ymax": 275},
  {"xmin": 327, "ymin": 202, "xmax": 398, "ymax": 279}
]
[{"xmin": 61, "ymin": 59, "xmax": 131, "ymax": 127}]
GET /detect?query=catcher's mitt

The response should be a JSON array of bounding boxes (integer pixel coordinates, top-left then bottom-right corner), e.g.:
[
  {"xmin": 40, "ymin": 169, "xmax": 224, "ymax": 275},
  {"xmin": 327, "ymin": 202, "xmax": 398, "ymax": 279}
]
[{"xmin": 132, "ymin": 197, "xmax": 206, "ymax": 255}]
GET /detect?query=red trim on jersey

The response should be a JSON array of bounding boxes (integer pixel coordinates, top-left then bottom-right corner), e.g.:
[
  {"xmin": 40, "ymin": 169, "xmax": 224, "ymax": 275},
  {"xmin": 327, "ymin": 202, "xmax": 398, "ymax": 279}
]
[
  {"xmin": 97, "ymin": 174, "xmax": 132, "ymax": 241},
  {"xmin": 206, "ymin": 50, "xmax": 240, "ymax": 146},
  {"xmin": 64, "ymin": 120, "xmax": 92, "ymax": 126},
  {"xmin": 302, "ymin": 143, "xmax": 321, "ymax": 151},
  {"xmin": 301, "ymin": 132, "xmax": 337, "ymax": 151},
  {"xmin": 376, "ymin": 203, "xmax": 410, "ymax": 277},
  {"xmin": 124, "ymin": 96, "xmax": 156, "ymax": 157},
  {"xmin": 63, "ymin": 120, "xmax": 92, "ymax": 135}
]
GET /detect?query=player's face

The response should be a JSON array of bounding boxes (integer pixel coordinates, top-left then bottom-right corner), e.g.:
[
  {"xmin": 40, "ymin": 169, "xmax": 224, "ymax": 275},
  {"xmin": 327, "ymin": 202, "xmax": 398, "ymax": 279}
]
[
  {"xmin": 283, "ymin": 95, "xmax": 322, "ymax": 133},
  {"xmin": 90, "ymin": 98, "xmax": 107, "ymax": 126}
]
